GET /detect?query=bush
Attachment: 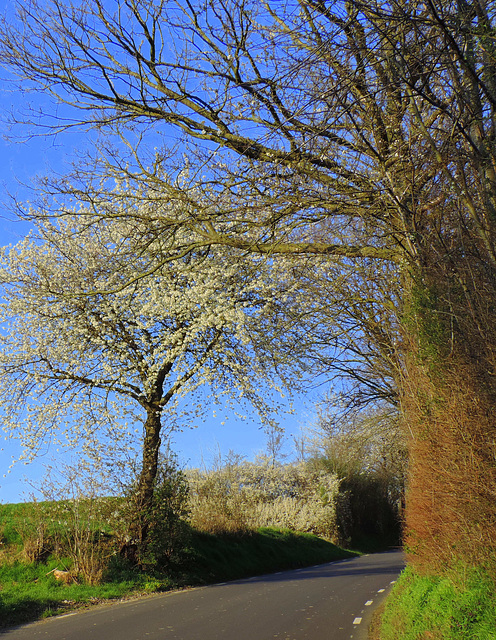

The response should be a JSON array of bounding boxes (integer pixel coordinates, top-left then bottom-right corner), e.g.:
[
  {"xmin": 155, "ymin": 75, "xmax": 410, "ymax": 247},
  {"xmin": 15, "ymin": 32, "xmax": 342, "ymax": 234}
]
[
  {"xmin": 187, "ymin": 458, "xmax": 340, "ymax": 538},
  {"xmin": 139, "ymin": 455, "xmax": 191, "ymax": 568},
  {"xmin": 16, "ymin": 508, "xmax": 55, "ymax": 564},
  {"xmin": 18, "ymin": 463, "xmax": 126, "ymax": 585},
  {"xmin": 117, "ymin": 452, "xmax": 191, "ymax": 568}
]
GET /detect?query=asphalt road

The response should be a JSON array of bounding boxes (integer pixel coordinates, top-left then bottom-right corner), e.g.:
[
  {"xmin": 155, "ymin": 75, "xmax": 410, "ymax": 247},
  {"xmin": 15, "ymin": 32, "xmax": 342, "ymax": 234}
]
[{"xmin": 1, "ymin": 550, "xmax": 404, "ymax": 640}]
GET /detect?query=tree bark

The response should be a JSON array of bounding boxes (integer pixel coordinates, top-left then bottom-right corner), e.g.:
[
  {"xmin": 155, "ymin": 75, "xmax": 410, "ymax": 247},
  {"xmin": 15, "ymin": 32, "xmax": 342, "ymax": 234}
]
[{"xmin": 121, "ymin": 405, "xmax": 162, "ymax": 563}]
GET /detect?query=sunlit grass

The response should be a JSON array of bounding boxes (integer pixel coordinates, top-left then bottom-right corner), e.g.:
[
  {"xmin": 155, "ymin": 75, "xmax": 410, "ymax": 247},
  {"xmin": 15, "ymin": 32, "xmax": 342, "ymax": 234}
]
[
  {"xmin": 0, "ymin": 503, "xmax": 356, "ymax": 629},
  {"xmin": 378, "ymin": 565, "xmax": 496, "ymax": 640}
]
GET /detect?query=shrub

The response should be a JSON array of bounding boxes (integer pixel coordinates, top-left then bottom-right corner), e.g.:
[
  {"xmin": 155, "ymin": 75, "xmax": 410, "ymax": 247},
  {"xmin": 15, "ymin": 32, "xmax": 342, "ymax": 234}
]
[
  {"xmin": 187, "ymin": 459, "xmax": 340, "ymax": 538},
  {"xmin": 15, "ymin": 505, "xmax": 55, "ymax": 564},
  {"xmin": 24, "ymin": 462, "xmax": 123, "ymax": 585},
  {"xmin": 116, "ymin": 452, "xmax": 191, "ymax": 568},
  {"xmin": 139, "ymin": 454, "xmax": 191, "ymax": 568}
]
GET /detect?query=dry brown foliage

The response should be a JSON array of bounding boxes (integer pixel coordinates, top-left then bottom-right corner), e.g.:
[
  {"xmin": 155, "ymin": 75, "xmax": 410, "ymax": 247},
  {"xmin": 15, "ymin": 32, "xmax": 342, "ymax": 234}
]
[{"xmin": 403, "ymin": 329, "xmax": 496, "ymax": 577}]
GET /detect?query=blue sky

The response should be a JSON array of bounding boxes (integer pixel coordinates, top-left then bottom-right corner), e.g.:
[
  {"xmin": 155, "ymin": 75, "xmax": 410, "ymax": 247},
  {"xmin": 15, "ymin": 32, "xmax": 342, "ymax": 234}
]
[{"xmin": 0, "ymin": 49, "xmax": 322, "ymax": 505}]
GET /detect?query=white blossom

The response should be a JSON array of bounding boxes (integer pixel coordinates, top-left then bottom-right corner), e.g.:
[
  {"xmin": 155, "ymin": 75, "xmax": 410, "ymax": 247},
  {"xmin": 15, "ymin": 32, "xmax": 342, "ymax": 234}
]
[{"xmin": 0, "ymin": 198, "xmax": 319, "ymax": 475}]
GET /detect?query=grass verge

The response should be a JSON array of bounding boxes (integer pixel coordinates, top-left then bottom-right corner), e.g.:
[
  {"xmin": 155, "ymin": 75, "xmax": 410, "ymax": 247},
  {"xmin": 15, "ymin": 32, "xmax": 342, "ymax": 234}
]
[
  {"xmin": 0, "ymin": 522, "xmax": 356, "ymax": 630},
  {"xmin": 376, "ymin": 564, "xmax": 496, "ymax": 640},
  {"xmin": 185, "ymin": 527, "xmax": 355, "ymax": 583}
]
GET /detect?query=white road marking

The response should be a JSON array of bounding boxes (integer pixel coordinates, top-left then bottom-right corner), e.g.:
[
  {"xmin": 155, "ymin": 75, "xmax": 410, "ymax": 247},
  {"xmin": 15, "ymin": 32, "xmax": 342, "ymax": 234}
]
[
  {"xmin": 353, "ymin": 617, "xmax": 362, "ymax": 625},
  {"xmin": 378, "ymin": 588, "xmax": 385, "ymax": 593},
  {"xmin": 365, "ymin": 600, "xmax": 373, "ymax": 606}
]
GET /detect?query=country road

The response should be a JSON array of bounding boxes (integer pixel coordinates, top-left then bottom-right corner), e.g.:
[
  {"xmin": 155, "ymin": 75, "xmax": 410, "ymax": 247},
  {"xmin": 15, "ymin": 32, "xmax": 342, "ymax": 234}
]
[{"xmin": 1, "ymin": 550, "xmax": 404, "ymax": 640}]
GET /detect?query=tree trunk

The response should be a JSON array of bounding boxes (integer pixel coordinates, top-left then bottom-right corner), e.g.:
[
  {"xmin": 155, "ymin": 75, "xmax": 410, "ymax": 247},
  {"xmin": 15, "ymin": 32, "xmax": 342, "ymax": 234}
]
[{"xmin": 121, "ymin": 406, "xmax": 162, "ymax": 563}]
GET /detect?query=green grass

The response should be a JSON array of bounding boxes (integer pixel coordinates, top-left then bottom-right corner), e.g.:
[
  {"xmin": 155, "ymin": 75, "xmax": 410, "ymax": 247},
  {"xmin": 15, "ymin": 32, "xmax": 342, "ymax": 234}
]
[
  {"xmin": 184, "ymin": 527, "xmax": 356, "ymax": 584},
  {"xmin": 0, "ymin": 503, "xmax": 35, "ymax": 546},
  {"xmin": 378, "ymin": 565, "xmax": 496, "ymax": 640},
  {"xmin": 0, "ymin": 503, "xmax": 357, "ymax": 630},
  {"xmin": 0, "ymin": 558, "xmax": 143, "ymax": 628}
]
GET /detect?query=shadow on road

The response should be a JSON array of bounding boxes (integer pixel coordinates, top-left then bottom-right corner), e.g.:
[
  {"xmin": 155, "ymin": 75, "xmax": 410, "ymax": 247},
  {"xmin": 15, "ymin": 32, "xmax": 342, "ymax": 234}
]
[{"xmin": 211, "ymin": 550, "xmax": 405, "ymax": 587}]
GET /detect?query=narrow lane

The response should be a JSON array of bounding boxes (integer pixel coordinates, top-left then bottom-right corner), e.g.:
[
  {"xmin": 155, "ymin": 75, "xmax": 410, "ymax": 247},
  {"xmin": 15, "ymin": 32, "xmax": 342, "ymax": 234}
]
[{"xmin": 1, "ymin": 550, "xmax": 404, "ymax": 640}]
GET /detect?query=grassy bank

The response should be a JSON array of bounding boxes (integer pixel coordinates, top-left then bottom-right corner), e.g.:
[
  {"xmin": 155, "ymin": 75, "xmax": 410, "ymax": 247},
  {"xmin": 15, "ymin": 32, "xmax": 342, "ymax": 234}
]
[
  {"xmin": 185, "ymin": 527, "xmax": 355, "ymax": 583},
  {"xmin": 0, "ymin": 502, "xmax": 356, "ymax": 630},
  {"xmin": 375, "ymin": 564, "xmax": 496, "ymax": 640}
]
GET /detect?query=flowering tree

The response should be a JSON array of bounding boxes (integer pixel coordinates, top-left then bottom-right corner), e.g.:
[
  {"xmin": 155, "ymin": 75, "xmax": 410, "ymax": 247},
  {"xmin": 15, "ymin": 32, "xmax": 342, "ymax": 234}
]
[
  {"xmin": 187, "ymin": 458, "xmax": 340, "ymax": 539},
  {"xmin": 0, "ymin": 208, "xmax": 316, "ymax": 544}
]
